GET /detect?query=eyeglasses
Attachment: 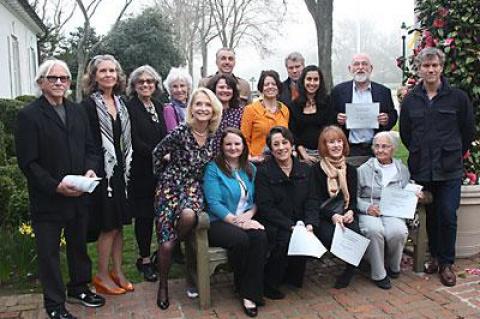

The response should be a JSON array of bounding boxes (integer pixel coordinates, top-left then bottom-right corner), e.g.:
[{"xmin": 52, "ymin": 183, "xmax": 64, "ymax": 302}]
[
  {"xmin": 373, "ymin": 144, "xmax": 393, "ymax": 150},
  {"xmin": 42, "ymin": 76, "xmax": 70, "ymax": 84},
  {"xmin": 136, "ymin": 79, "xmax": 156, "ymax": 85}
]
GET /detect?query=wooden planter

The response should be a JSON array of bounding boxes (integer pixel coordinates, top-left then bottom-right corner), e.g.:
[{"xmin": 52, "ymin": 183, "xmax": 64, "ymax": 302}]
[{"xmin": 456, "ymin": 185, "xmax": 480, "ymax": 258}]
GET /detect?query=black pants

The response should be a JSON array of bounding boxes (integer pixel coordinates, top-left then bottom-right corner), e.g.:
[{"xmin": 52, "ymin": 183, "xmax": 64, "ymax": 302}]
[
  {"xmin": 264, "ymin": 228, "xmax": 307, "ymax": 289},
  {"xmin": 135, "ymin": 217, "xmax": 154, "ymax": 258},
  {"xmin": 33, "ymin": 212, "xmax": 91, "ymax": 312},
  {"xmin": 208, "ymin": 221, "xmax": 267, "ymax": 303}
]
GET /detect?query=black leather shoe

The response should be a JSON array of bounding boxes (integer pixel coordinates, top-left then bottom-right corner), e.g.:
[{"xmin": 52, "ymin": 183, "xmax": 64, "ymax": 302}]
[
  {"xmin": 424, "ymin": 258, "xmax": 439, "ymax": 274},
  {"xmin": 157, "ymin": 285, "xmax": 169, "ymax": 310},
  {"xmin": 47, "ymin": 307, "xmax": 77, "ymax": 319},
  {"xmin": 387, "ymin": 268, "xmax": 400, "ymax": 279},
  {"xmin": 136, "ymin": 259, "xmax": 158, "ymax": 282},
  {"xmin": 374, "ymin": 276, "xmax": 392, "ymax": 289},
  {"xmin": 67, "ymin": 290, "xmax": 105, "ymax": 307},
  {"xmin": 264, "ymin": 286, "xmax": 285, "ymax": 300},
  {"xmin": 242, "ymin": 299, "xmax": 258, "ymax": 317},
  {"xmin": 334, "ymin": 267, "xmax": 355, "ymax": 289}
]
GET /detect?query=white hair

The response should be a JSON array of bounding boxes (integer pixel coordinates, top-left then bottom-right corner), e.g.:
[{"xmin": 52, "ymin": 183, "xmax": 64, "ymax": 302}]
[
  {"xmin": 34, "ymin": 59, "xmax": 72, "ymax": 97},
  {"xmin": 162, "ymin": 67, "xmax": 192, "ymax": 97},
  {"xmin": 372, "ymin": 131, "xmax": 399, "ymax": 151}
]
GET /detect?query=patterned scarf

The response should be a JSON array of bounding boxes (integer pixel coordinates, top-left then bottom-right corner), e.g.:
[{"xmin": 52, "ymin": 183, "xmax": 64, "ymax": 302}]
[
  {"xmin": 171, "ymin": 99, "xmax": 187, "ymax": 124},
  {"xmin": 320, "ymin": 156, "xmax": 350, "ymax": 209},
  {"xmin": 91, "ymin": 92, "xmax": 132, "ymax": 197}
]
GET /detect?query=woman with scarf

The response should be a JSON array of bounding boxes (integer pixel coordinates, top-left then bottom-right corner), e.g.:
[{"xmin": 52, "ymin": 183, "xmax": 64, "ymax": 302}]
[
  {"xmin": 309, "ymin": 125, "xmax": 361, "ymax": 289},
  {"xmin": 82, "ymin": 55, "xmax": 134, "ymax": 295},
  {"xmin": 163, "ymin": 67, "xmax": 192, "ymax": 132}
]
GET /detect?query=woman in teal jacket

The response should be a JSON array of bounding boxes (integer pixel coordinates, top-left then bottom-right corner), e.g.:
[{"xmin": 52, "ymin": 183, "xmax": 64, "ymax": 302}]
[{"xmin": 203, "ymin": 127, "xmax": 267, "ymax": 317}]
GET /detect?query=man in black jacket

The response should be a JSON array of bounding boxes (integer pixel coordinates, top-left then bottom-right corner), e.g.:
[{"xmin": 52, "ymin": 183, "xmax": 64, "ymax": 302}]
[
  {"xmin": 278, "ymin": 52, "xmax": 305, "ymax": 110},
  {"xmin": 332, "ymin": 53, "xmax": 397, "ymax": 167},
  {"xmin": 400, "ymin": 48, "xmax": 475, "ymax": 287},
  {"xmin": 15, "ymin": 59, "xmax": 105, "ymax": 319}
]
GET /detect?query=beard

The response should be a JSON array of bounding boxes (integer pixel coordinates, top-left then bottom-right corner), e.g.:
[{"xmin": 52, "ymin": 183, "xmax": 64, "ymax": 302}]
[{"xmin": 353, "ymin": 72, "xmax": 370, "ymax": 83}]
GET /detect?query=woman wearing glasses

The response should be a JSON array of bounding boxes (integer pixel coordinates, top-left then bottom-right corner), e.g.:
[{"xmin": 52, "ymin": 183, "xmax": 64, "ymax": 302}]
[
  {"xmin": 126, "ymin": 65, "xmax": 167, "ymax": 282},
  {"xmin": 82, "ymin": 55, "xmax": 134, "ymax": 295}
]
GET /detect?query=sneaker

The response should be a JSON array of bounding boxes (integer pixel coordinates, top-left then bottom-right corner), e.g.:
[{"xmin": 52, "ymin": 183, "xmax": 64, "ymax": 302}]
[
  {"xmin": 374, "ymin": 276, "xmax": 392, "ymax": 289},
  {"xmin": 67, "ymin": 290, "xmax": 105, "ymax": 307},
  {"xmin": 47, "ymin": 307, "xmax": 77, "ymax": 319}
]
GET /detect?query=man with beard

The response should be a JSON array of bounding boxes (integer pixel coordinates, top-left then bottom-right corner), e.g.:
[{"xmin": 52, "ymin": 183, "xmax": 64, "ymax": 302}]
[{"xmin": 332, "ymin": 53, "xmax": 397, "ymax": 167}]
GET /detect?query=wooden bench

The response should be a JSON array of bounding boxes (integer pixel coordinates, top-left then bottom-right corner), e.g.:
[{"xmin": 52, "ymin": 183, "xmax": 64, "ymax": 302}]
[{"xmin": 186, "ymin": 191, "xmax": 432, "ymax": 309}]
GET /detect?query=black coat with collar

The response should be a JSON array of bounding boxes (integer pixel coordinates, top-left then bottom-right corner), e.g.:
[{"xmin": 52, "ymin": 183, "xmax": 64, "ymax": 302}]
[
  {"xmin": 126, "ymin": 95, "xmax": 167, "ymax": 198},
  {"xmin": 255, "ymin": 157, "xmax": 316, "ymax": 238},
  {"xmin": 15, "ymin": 95, "xmax": 99, "ymax": 222},
  {"xmin": 279, "ymin": 78, "xmax": 294, "ymax": 110},
  {"xmin": 331, "ymin": 80, "xmax": 397, "ymax": 138}
]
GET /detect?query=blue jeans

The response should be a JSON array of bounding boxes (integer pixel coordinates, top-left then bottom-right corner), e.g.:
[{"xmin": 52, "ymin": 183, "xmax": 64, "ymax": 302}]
[{"xmin": 420, "ymin": 179, "xmax": 461, "ymax": 265}]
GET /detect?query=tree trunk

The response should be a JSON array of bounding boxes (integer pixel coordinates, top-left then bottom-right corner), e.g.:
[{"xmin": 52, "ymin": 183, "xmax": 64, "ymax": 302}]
[
  {"xmin": 305, "ymin": 0, "xmax": 333, "ymax": 90},
  {"xmin": 201, "ymin": 42, "xmax": 208, "ymax": 77},
  {"xmin": 75, "ymin": 21, "xmax": 90, "ymax": 102}
]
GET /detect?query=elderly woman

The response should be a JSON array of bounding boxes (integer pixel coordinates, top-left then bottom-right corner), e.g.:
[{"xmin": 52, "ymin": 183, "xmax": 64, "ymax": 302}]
[
  {"xmin": 289, "ymin": 65, "xmax": 334, "ymax": 164},
  {"xmin": 255, "ymin": 126, "xmax": 315, "ymax": 299},
  {"xmin": 162, "ymin": 67, "xmax": 193, "ymax": 132},
  {"xmin": 241, "ymin": 70, "xmax": 289, "ymax": 163},
  {"xmin": 82, "ymin": 55, "xmax": 133, "ymax": 294},
  {"xmin": 203, "ymin": 128, "xmax": 266, "ymax": 317},
  {"xmin": 207, "ymin": 73, "xmax": 244, "ymax": 154},
  {"xmin": 310, "ymin": 125, "xmax": 361, "ymax": 289},
  {"xmin": 153, "ymin": 87, "xmax": 222, "ymax": 310},
  {"xmin": 126, "ymin": 65, "xmax": 167, "ymax": 282},
  {"xmin": 357, "ymin": 131, "xmax": 412, "ymax": 289}
]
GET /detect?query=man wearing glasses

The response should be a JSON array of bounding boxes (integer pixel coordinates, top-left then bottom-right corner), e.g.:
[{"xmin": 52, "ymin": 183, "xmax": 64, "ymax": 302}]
[
  {"xmin": 332, "ymin": 53, "xmax": 398, "ymax": 167},
  {"xmin": 15, "ymin": 59, "xmax": 105, "ymax": 319}
]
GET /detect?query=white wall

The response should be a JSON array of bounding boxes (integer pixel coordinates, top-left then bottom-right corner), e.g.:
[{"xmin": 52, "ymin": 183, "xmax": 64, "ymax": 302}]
[{"xmin": 0, "ymin": 2, "xmax": 39, "ymax": 98}]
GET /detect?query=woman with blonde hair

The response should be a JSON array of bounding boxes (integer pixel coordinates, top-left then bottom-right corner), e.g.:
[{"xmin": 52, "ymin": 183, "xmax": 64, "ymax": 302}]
[
  {"xmin": 152, "ymin": 87, "xmax": 222, "ymax": 309},
  {"xmin": 82, "ymin": 54, "xmax": 133, "ymax": 295}
]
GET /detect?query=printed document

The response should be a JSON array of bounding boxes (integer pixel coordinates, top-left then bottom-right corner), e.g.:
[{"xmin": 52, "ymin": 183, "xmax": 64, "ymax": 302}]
[
  {"xmin": 331, "ymin": 224, "xmax": 370, "ymax": 266},
  {"xmin": 288, "ymin": 221, "xmax": 327, "ymax": 258},
  {"xmin": 345, "ymin": 103, "xmax": 379, "ymax": 129}
]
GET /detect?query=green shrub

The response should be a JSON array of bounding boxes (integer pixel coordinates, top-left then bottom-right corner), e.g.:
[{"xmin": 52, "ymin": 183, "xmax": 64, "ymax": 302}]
[
  {"xmin": 0, "ymin": 121, "xmax": 6, "ymax": 165},
  {"xmin": 15, "ymin": 95, "xmax": 36, "ymax": 103},
  {"xmin": 0, "ymin": 98, "xmax": 24, "ymax": 135},
  {"xmin": 0, "ymin": 165, "xmax": 29, "ymax": 228},
  {"xmin": 0, "ymin": 175, "xmax": 15, "ymax": 227}
]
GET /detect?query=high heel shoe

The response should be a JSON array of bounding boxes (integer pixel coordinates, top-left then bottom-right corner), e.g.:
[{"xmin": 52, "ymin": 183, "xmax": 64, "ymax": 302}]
[
  {"xmin": 157, "ymin": 284, "xmax": 169, "ymax": 310},
  {"xmin": 92, "ymin": 276, "xmax": 126, "ymax": 295},
  {"xmin": 109, "ymin": 271, "xmax": 134, "ymax": 292}
]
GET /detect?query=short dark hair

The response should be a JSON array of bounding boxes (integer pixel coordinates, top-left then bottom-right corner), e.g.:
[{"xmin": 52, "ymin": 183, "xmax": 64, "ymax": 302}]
[
  {"xmin": 206, "ymin": 73, "xmax": 240, "ymax": 109},
  {"xmin": 266, "ymin": 126, "xmax": 294, "ymax": 150},
  {"xmin": 257, "ymin": 70, "xmax": 282, "ymax": 93},
  {"xmin": 318, "ymin": 125, "xmax": 350, "ymax": 157}
]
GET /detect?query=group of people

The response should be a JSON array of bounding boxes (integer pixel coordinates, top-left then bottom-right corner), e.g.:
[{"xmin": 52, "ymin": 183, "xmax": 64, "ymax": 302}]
[{"xmin": 14, "ymin": 45, "xmax": 474, "ymax": 319}]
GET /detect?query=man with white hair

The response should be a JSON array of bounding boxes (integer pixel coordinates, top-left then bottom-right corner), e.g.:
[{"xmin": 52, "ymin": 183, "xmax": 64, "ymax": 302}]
[
  {"xmin": 15, "ymin": 59, "xmax": 105, "ymax": 319},
  {"xmin": 198, "ymin": 47, "xmax": 251, "ymax": 103},
  {"xmin": 332, "ymin": 53, "xmax": 397, "ymax": 167},
  {"xmin": 279, "ymin": 52, "xmax": 305, "ymax": 109}
]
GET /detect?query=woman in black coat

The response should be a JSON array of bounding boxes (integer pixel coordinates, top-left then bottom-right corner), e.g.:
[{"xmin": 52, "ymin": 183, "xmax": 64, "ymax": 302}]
[
  {"xmin": 126, "ymin": 65, "xmax": 167, "ymax": 282},
  {"xmin": 309, "ymin": 125, "xmax": 361, "ymax": 289},
  {"xmin": 255, "ymin": 126, "xmax": 315, "ymax": 299}
]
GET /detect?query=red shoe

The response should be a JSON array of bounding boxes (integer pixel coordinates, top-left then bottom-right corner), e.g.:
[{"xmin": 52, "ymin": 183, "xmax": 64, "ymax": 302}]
[
  {"xmin": 110, "ymin": 271, "xmax": 134, "ymax": 292},
  {"xmin": 92, "ymin": 276, "xmax": 126, "ymax": 295}
]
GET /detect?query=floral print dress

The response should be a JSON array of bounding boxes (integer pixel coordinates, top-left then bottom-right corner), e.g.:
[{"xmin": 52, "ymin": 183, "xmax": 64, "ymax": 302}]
[{"xmin": 153, "ymin": 123, "xmax": 214, "ymax": 243}]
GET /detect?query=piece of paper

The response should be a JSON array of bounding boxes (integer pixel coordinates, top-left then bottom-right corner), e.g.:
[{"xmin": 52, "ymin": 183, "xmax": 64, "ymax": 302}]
[
  {"xmin": 330, "ymin": 224, "xmax": 370, "ymax": 266},
  {"xmin": 379, "ymin": 185, "xmax": 420, "ymax": 219},
  {"xmin": 288, "ymin": 221, "xmax": 327, "ymax": 259},
  {"xmin": 345, "ymin": 103, "xmax": 380, "ymax": 129},
  {"xmin": 62, "ymin": 175, "xmax": 101, "ymax": 193}
]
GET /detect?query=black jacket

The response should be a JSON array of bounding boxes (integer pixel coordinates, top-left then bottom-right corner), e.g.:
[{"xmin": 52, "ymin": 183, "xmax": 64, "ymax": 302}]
[
  {"xmin": 279, "ymin": 78, "xmax": 295, "ymax": 111},
  {"xmin": 255, "ymin": 157, "xmax": 315, "ymax": 235},
  {"xmin": 308, "ymin": 163, "xmax": 358, "ymax": 225},
  {"xmin": 15, "ymin": 96, "xmax": 99, "ymax": 222},
  {"xmin": 399, "ymin": 77, "xmax": 475, "ymax": 182},
  {"xmin": 331, "ymin": 80, "xmax": 397, "ymax": 139},
  {"xmin": 127, "ymin": 96, "xmax": 167, "ymax": 198}
]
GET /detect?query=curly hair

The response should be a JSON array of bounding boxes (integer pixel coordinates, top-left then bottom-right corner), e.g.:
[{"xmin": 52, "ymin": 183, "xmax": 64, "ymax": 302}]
[{"xmin": 82, "ymin": 54, "xmax": 126, "ymax": 96}]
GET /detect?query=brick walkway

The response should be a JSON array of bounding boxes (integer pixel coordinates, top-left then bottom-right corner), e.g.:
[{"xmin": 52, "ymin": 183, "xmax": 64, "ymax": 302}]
[{"xmin": 1, "ymin": 254, "xmax": 480, "ymax": 319}]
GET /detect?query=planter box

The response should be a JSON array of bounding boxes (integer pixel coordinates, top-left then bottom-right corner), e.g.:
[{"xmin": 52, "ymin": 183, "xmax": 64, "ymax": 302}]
[{"xmin": 456, "ymin": 185, "xmax": 480, "ymax": 258}]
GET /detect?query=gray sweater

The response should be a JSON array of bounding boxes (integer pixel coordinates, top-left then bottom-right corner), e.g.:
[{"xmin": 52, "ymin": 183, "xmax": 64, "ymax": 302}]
[{"xmin": 356, "ymin": 157, "xmax": 410, "ymax": 214}]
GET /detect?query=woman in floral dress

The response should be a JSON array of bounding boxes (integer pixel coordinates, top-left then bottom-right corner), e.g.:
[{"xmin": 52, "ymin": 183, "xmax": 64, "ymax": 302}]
[{"xmin": 152, "ymin": 87, "xmax": 223, "ymax": 310}]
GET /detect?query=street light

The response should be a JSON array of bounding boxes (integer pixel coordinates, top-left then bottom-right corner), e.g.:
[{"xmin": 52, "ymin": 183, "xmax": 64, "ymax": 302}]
[{"xmin": 401, "ymin": 22, "xmax": 408, "ymax": 85}]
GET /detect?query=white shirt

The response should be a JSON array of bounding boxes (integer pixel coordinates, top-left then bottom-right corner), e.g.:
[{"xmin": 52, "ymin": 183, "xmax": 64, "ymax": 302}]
[{"xmin": 234, "ymin": 171, "xmax": 249, "ymax": 215}]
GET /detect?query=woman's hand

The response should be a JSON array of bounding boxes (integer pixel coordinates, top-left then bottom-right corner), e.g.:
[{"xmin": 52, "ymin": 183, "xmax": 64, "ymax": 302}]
[
  {"xmin": 331, "ymin": 213, "xmax": 345, "ymax": 229},
  {"xmin": 343, "ymin": 210, "xmax": 354, "ymax": 224},
  {"xmin": 367, "ymin": 204, "xmax": 381, "ymax": 217},
  {"xmin": 236, "ymin": 210, "xmax": 255, "ymax": 223},
  {"xmin": 84, "ymin": 170, "xmax": 97, "ymax": 178},
  {"xmin": 302, "ymin": 154, "xmax": 318, "ymax": 165},
  {"xmin": 306, "ymin": 224, "xmax": 314, "ymax": 232},
  {"xmin": 241, "ymin": 219, "xmax": 264, "ymax": 230}
]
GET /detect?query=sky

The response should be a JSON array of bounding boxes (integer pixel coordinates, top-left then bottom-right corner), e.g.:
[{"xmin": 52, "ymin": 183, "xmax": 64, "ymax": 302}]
[{"xmin": 66, "ymin": 0, "xmax": 415, "ymax": 85}]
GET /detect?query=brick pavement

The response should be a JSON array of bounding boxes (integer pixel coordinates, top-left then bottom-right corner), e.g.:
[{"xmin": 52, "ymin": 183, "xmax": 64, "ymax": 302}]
[{"xmin": 1, "ymin": 254, "xmax": 480, "ymax": 319}]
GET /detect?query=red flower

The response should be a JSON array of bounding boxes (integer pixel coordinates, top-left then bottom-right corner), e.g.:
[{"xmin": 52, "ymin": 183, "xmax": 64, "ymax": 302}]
[
  {"xmin": 465, "ymin": 172, "xmax": 477, "ymax": 185},
  {"xmin": 444, "ymin": 37, "xmax": 455, "ymax": 46},
  {"xmin": 433, "ymin": 18, "xmax": 445, "ymax": 28},
  {"xmin": 463, "ymin": 150, "xmax": 471, "ymax": 160},
  {"xmin": 450, "ymin": 62, "xmax": 457, "ymax": 71},
  {"xmin": 438, "ymin": 7, "xmax": 449, "ymax": 17}
]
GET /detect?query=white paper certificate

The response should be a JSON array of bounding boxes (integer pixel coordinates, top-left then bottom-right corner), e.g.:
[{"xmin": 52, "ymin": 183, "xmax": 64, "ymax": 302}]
[
  {"xmin": 379, "ymin": 184, "xmax": 421, "ymax": 219},
  {"xmin": 345, "ymin": 103, "xmax": 380, "ymax": 129},
  {"xmin": 330, "ymin": 224, "xmax": 370, "ymax": 266},
  {"xmin": 62, "ymin": 175, "xmax": 101, "ymax": 193},
  {"xmin": 288, "ymin": 221, "xmax": 327, "ymax": 258}
]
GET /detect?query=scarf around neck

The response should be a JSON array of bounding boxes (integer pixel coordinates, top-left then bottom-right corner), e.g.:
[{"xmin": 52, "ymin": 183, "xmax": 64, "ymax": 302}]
[
  {"xmin": 91, "ymin": 92, "xmax": 133, "ymax": 197},
  {"xmin": 171, "ymin": 99, "xmax": 187, "ymax": 124},
  {"xmin": 320, "ymin": 156, "xmax": 350, "ymax": 209}
]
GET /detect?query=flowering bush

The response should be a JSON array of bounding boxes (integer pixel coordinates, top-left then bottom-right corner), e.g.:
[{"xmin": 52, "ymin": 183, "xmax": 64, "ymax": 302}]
[{"xmin": 399, "ymin": 0, "xmax": 480, "ymax": 184}]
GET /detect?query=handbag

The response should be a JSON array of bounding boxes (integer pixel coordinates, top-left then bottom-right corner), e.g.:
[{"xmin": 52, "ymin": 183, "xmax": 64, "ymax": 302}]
[{"xmin": 319, "ymin": 191, "xmax": 345, "ymax": 215}]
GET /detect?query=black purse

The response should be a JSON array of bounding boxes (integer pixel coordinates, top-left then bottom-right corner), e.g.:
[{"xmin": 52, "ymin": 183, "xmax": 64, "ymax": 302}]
[{"xmin": 319, "ymin": 191, "xmax": 345, "ymax": 215}]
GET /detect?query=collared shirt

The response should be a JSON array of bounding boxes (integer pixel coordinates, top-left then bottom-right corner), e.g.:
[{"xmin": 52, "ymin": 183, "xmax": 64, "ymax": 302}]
[
  {"xmin": 349, "ymin": 81, "xmax": 374, "ymax": 144},
  {"xmin": 52, "ymin": 104, "xmax": 66, "ymax": 125}
]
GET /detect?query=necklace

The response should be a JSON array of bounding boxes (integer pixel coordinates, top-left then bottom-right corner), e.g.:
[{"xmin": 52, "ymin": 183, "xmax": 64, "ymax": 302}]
[
  {"xmin": 261, "ymin": 100, "xmax": 278, "ymax": 113},
  {"xmin": 192, "ymin": 129, "xmax": 208, "ymax": 137}
]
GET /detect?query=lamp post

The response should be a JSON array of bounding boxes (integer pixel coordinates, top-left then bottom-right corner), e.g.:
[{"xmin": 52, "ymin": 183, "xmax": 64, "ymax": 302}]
[{"xmin": 401, "ymin": 22, "xmax": 408, "ymax": 85}]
